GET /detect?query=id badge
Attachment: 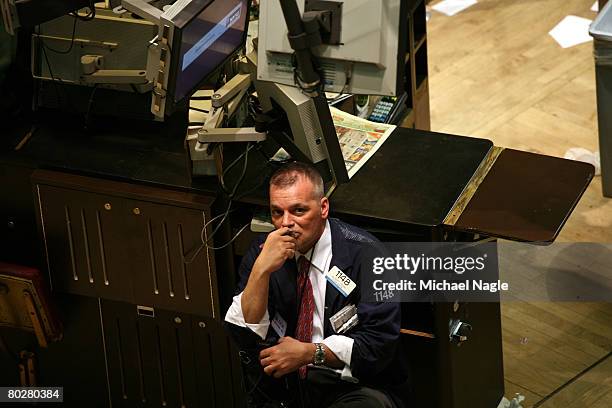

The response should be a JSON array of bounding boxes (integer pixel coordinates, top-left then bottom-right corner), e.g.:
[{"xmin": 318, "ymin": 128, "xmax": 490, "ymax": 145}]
[
  {"xmin": 329, "ymin": 304, "xmax": 359, "ymax": 334},
  {"xmin": 271, "ymin": 313, "xmax": 287, "ymax": 338},
  {"xmin": 325, "ymin": 266, "xmax": 356, "ymax": 297}
]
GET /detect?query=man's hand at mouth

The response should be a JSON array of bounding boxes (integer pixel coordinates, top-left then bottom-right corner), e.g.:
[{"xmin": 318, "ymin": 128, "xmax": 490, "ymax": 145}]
[{"xmin": 254, "ymin": 227, "xmax": 297, "ymax": 275}]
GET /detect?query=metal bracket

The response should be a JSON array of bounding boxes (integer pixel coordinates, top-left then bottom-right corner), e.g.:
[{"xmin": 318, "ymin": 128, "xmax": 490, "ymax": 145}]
[
  {"xmin": 188, "ymin": 68, "xmax": 265, "ymax": 177},
  {"xmin": 197, "ymin": 128, "xmax": 266, "ymax": 144},
  {"xmin": 121, "ymin": 0, "xmax": 162, "ymax": 24},
  {"xmin": 211, "ymin": 73, "xmax": 251, "ymax": 108},
  {"xmin": 81, "ymin": 70, "xmax": 149, "ymax": 84},
  {"xmin": 304, "ymin": 0, "xmax": 343, "ymax": 45},
  {"xmin": 449, "ymin": 318, "xmax": 472, "ymax": 344}
]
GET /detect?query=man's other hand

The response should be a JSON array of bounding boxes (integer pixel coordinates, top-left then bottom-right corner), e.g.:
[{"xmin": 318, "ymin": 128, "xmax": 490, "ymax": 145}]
[
  {"xmin": 254, "ymin": 227, "xmax": 297, "ymax": 275},
  {"xmin": 259, "ymin": 336, "xmax": 314, "ymax": 378}
]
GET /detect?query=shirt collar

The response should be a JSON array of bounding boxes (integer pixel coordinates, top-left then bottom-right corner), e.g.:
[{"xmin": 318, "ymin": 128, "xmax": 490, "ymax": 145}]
[{"xmin": 296, "ymin": 219, "xmax": 332, "ymax": 274}]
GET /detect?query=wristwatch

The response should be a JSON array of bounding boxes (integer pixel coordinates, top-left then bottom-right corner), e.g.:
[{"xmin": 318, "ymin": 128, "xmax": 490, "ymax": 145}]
[{"xmin": 313, "ymin": 343, "xmax": 326, "ymax": 366}]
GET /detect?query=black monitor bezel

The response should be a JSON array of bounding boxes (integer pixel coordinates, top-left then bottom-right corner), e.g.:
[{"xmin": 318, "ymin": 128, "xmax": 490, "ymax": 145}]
[
  {"xmin": 164, "ymin": 0, "xmax": 251, "ymax": 115},
  {"xmin": 12, "ymin": 0, "xmax": 91, "ymax": 28}
]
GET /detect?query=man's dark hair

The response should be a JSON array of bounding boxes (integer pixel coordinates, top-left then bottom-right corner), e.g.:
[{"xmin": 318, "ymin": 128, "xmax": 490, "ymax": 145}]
[{"xmin": 269, "ymin": 161, "xmax": 324, "ymax": 199}]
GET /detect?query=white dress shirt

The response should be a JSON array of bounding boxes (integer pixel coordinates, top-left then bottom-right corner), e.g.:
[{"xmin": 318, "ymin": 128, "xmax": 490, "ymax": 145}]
[{"xmin": 225, "ymin": 220, "xmax": 356, "ymax": 380}]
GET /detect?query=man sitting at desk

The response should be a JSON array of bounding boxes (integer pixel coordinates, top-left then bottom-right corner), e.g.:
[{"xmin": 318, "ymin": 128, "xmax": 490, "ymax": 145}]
[{"xmin": 225, "ymin": 162, "xmax": 409, "ymax": 407}]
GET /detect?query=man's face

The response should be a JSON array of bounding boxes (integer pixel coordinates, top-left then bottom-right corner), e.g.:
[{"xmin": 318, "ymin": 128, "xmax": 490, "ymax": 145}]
[{"xmin": 269, "ymin": 176, "xmax": 329, "ymax": 253}]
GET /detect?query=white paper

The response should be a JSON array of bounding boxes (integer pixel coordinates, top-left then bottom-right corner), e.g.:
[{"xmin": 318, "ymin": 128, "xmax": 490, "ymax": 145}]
[
  {"xmin": 548, "ymin": 15, "xmax": 593, "ymax": 48},
  {"xmin": 329, "ymin": 107, "xmax": 396, "ymax": 179},
  {"xmin": 592, "ymin": 1, "xmax": 599, "ymax": 12},
  {"xmin": 431, "ymin": 0, "xmax": 477, "ymax": 17},
  {"xmin": 564, "ymin": 147, "xmax": 601, "ymax": 175}
]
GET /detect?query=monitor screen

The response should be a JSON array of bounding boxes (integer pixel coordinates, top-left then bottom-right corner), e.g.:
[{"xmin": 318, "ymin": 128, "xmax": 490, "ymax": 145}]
[{"xmin": 172, "ymin": 0, "xmax": 249, "ymax": 104}]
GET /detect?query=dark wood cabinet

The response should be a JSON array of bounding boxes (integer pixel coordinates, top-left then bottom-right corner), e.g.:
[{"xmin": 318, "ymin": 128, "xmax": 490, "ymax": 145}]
[
  {"xmin": 21, "ymin": 169, "xmax": 247, "ymax": 407},
  {"xmin": 33, "ymin": 170, "xmax": 219, "ymax": 317},
  {"xmin": 100, "ymin": 299, "xmax": 244, "ymax": 408}
]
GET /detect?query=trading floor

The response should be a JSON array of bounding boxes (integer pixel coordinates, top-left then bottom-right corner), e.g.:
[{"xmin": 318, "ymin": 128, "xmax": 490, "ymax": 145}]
[{"xmin": 427, "ymin": 0, "xmax": 612, "ymax": 406}]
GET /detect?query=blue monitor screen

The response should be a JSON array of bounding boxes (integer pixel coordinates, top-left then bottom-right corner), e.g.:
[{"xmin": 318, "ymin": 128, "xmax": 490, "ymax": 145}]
[{"xmin": 173, "ymin": 0, "xmax": 248, "ymax": 103}]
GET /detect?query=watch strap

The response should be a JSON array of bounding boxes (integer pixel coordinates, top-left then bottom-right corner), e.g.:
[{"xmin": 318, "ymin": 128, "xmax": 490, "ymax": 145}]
[{"xmin": 313, "ymin": 343, "xmax": 326, "ymax": 366}]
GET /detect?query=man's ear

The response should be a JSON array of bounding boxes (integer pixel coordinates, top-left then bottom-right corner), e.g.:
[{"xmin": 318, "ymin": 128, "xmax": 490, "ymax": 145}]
[{"xmin": 320, "ymin": 197, "xmax": 329, "ymax": 219}]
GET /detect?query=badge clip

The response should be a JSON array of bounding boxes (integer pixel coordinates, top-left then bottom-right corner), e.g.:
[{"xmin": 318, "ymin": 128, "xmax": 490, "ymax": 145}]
[{"xmin": 329, "ymin": 304, "xmax": 359, "ymax": 334}]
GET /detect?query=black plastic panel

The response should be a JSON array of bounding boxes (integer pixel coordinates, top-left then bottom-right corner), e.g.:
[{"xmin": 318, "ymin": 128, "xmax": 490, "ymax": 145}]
[{"xmin": 100, "ymin": 300, "xmax": 245, "ymax": 408}]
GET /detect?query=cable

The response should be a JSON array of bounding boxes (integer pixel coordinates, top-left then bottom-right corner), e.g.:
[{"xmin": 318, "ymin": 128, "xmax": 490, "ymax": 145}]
[
  {"xmin": 234, "ymin": 160, "xmax": 273, "ymax": 200},
  {"xmin": 219, "ymin": 142, "xmax": 255, "ymax": 196},
  {"xmin": 39, "ymin": 2, "xmax": 94, "ymax": 54},
  {"xmin": 184, "ymin": 64, "xmax": 278, "ymax": 260},
  {"xmin": 40, "ymin": 17, "xmax": 78, "ymax": 54},
  {"xmin": 84, "ymin": 84, "xmax": 99, "ymax": 129},
  {"xmin": 201, "ymin": 157, "xmax": 280, "ymax": 257},
  {"xmin": 189, "ymin": 156, "xmax": 272, "ymax": 264},
  {"xmin": 70, "ymin": 2, "xmax": 96, "ymax": 21},
  {"xmin": 208, "ymin": 143, "xmax": 273, "ymax": 249},
  {"xmin": 34, "ymin": 3, "xmax": 96, "ymax": 114},
  {"xmin": 228, "ymin": 143, "xmax": 253, "ymax": 198},
  {"xmin": 184, "ymin": 141, "xmax": 257, "ymax": 263},
  {"xmin": 207, "ymin": 222, "xmax": 250, "ymax": 250},
  {"xmin": 37, "ymin": 23, "xmax": 81, "ymax": 113},
  {"xmin": 208, "ymin": 142, "xmax": 252, "ymax": 241},
  {"xmin": 208, "ymin": 201, "xmax": 234, "ymax": 243},
  {"xmin": 40, "ymin": 41, "xmax": 71, "ymax": 111},
  {"xmin": 326, "ymin": 62, "xmax": 353, "ymax": 104},
  {"xmin": 183, "ymin": 208, "xmax": 237, "ymax": 264}
]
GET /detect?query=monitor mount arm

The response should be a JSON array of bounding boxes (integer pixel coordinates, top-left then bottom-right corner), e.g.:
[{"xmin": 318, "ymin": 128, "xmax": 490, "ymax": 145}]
[
  {"xmin": 278, "ymin": 0, "xmax": 349, "ymax": 191},
  {"xmin": 196, "ymin": 72, "xmax": 266, "ymax": 145},
  {"xmin": 187, "ymin": 69, "xmax": 266, "ymax": 177},
  {"xmin": 121, "ymin": 0, "xmax": 162, "ymax": 24},
  {"xmin": 79, "ymin": 55, "xmax": 151, "ymax": 89}
]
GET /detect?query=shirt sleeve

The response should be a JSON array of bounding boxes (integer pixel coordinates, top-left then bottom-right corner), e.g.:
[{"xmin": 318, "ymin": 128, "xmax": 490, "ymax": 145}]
[
  {"xmin": 224, "ymin": 291, "xmax": 270, "ymax": 340},
  {"xmin": 322, "ymin": 334, "xmax": 358, "ymax": 381},
  {"xmin": 322, "ymin": 334, "xmax": 353, "ymax": 365}
]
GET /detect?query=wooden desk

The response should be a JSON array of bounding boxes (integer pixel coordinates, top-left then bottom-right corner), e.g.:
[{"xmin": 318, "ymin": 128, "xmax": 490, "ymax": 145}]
[
  {"xmin": 0, "ymin": 120, "xmax": 594, "ymax": 408},
  {"xmin": 454, "ymin": 149, "xmax": 594, "ymax": 242}
]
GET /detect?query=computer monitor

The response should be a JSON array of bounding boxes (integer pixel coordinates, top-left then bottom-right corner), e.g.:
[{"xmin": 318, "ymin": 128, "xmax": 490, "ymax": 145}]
[
  {"xmin": 257, "ymin": 0, "xmax": 407, "ymax": 96},
  {"xmin": 255, "ymin": 79, "xmax": 339, "ymax": 184},
  {"xmin": 1, "ymin": 0, "xmax": 91, "ymax": 34},
  {"xmin": 22, "ymin": 1, "xmax": 249, "ymax": 122},
  {"xmin": 153, "ymin": 0, "xmax": 251, "ymax": 116}
]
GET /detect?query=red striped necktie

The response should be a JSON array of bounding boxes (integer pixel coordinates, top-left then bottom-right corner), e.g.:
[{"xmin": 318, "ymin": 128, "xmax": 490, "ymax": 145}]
[{"xmin": 295, "ymin": 255, "xmax": 314, "ymax": 379}]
